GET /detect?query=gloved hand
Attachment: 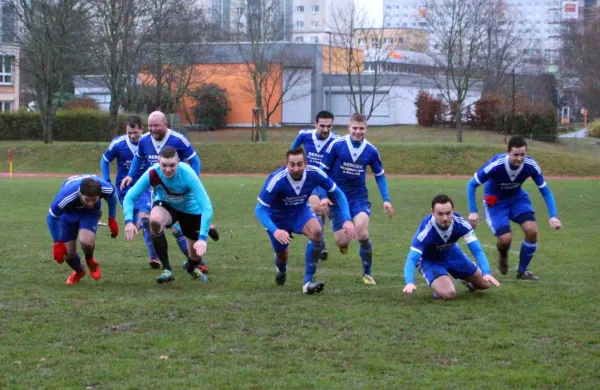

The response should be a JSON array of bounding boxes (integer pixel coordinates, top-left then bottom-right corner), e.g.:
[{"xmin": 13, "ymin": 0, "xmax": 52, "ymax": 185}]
[{"xmin": 108, "ymin": 217, "xmax": 119, "ymax": 238}]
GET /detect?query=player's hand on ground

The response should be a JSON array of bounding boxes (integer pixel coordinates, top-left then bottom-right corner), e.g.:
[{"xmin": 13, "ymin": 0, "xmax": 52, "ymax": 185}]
[
  {"xmin": 468, "ymin": 213, "xmax": 479, "ymax": 228},
  {"xmin": 383, "ymin": 202, "xmax": 394, "ymax": 219},
  {"xmin": 549, "ymin": 217, "xmax": 562, "ymax": 230},
  {"xmin": 194, "ymin": 240, "xmax": 207, "ymax": 257},
  {"xmin": 120, "ymin": 176, "xmax": 133, "ymax": 191},
  {"xmin": 108, "ymin": 217, "xmax": 119, "ymax": 238},
  {"xmin": 403, "ymin": 283, "xmax": 417, "ymax": 294},
  {"xmin": 125, "ymin": 222, "xmax": 138, "ymax": 241},
  {"xmin": 53, "ymin": 241, "xmax": 67, "ymax": 263},
  {"xmin": 483, "ymin": 274, "xmax": 501, "ymax": 287},
  {"xmin": 342, "ymin": 220, "xmax": 356, "ymax": 240},
  {"xmin": 319, "ymin": 198, "xmax": 333, "ymax": 218},
  {"xmin": 273, "ymin": 229, "xmax": 291, "ymax": 245}
]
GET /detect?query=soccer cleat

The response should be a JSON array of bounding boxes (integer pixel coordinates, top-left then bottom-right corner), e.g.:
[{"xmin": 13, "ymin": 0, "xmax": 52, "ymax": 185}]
[
  {"xmin": 339, "ymin": 246, "xmax": 348, "ymax": 255},
  {"xmin": 362, "ymin": 274, "xmax": 376, "ymax": 285},
  {"xmin": 320, "ymin": 247, "xmax": 328, "ymax": 261},
  {"xmin": 183, "ymin": 261, "xmax": 208, "ymax": 282},
  {"xmin": 149, "ymin": 258, "xmax": 161, "ymax": 269},
  {"xmin": 461, "ymin": 279, "xmax": 476, "ymax": 292},
  {"xmin": 303, "ymin": 281, "xmax": 325, "ymax": 294},
  {"xmin": 66, "ymin": 269, "xmax": 86, "ymax": 285},
  {"xmin": 86, "ymin": 258, "xmax": 102, "ymax": 280},
  {"xmin": 275, "ymin": 271, "xmax": 287, "ymax": 286},
  {"xmin": 156, "ymin": 269, "xmax": 175, "ymax": 284},
  {"xmin": 208, "ymin": 225, "xmax": 220, "ymax": 242},
  {"xmin": 498, "ymin": 254, "xmax": 509, "ymax": 275},
  {"xmin": 516, "ymin": 270, "xmax": 540, "ymax": 281}
]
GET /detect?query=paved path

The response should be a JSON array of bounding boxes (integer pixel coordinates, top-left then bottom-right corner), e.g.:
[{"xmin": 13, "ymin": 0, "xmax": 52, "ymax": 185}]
[{"xmin": 559, "ymin": 128, "xmax": 587, "ymax": 138}]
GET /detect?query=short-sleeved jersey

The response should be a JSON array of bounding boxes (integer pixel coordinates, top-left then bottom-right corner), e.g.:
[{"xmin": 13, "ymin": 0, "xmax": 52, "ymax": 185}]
[
  {"xmin": 102, "ymin": 135, "xmax": 147, "ymax": 189},
  {"xmin": 257, "ymin": 165, "xmax": 337, "ymax": 220},
  {"xmin": 474, "ymin": 154, "xmax": 546, "ymax": 199},
  {"xmin": 410, "ymin": 213, "xmax": 478, "ymax": 262},
  {"xmin": 292, "ymin": 129, "xmax": 339, "ymax": 166},
  {"xmin": 49, "ymin": 174, "xmax": 115, "ymax": 217},
  {"xmin": 135, "ymin": 129, "xmax": 196, "ymax": 166},
  {"xmin": 320, "ymin": 135, "xmax": 384, "ymax": 201}
]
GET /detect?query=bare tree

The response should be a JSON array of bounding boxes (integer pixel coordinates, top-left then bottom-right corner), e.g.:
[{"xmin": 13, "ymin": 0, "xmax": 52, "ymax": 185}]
[
  {"xmin": 6, "ymin": 0, "xmax": 92, "ymax": 143},
  {"xmin": 234, "ymin": 0, "xmax": 311, "ymax": 141},
  {"xmin": 329, "ymin": 4, "xmax": 407, "ymax": 119}
]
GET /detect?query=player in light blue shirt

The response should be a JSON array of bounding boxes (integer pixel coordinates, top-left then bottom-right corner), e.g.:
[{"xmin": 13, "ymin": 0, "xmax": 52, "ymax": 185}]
[
  {"xmin": 320, "ymin": 113, "xmax": 394, "ymax": 285},
  {"xmin": 466, "ymin": 136, "xmax": 562, "ymax": 281},
  {"xmin": 100, "ymin": 115, "xmax": 158, "ymax": 268},
  {"xmin": 46, "ymin": 175, "xmax": 118, "ymax": 284},
  {"xmin": 255, "ymin": 147, "xmax": 355, "ymax": 294},
  {"xmin": 402, "ymin": 195, "xmax": 500, "ymax": 300},
  {"xmin": 290, "ymin": 110, "xmax": 339, "ymax": 261},
  {"xmin": 124, "ymin": 146, "xmax": 214, "ymax": 284}
]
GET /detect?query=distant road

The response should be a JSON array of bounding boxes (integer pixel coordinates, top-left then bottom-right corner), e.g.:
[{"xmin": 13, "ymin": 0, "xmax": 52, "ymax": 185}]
[{"xmin": 559, "ymin": 128, "xmax": 587, "ymax": 138}]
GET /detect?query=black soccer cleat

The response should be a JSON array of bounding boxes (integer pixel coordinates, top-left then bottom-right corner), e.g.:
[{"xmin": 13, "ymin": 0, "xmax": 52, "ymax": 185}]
[
  {"xmin": 516, "ymin": 270, "xmax": 540, "ymax": 281},
  {"xmin": 498, "ymin": 254, "xmax": 509, "ymax": 275},
  {"xmin": 208, "ymin": 225, "xmax": 219, "ymax": 242},
  {"xmin": 275, "ymin": 271, "xmax": 287, "ymax": 286}
]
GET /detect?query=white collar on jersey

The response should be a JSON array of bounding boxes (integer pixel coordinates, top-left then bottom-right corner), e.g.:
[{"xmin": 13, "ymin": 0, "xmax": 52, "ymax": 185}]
[
  {"xmin": 151, "ymin": 129, "xmax": 172, "ymax": 153},
  {"xmin": 286, "ymin": 169, "xmax": 307, "ymax": 196},
  {"xmin": 431, "ymin": 215, "xmax": 454, "ymax": 243},
  {"xmin": 311, "ymin": 129, "xmax": 332, "ymax": 153},
  {"xmin": 124, "ymin": 135, "xmax": 138, "ymax": 155},
  {"xmin": 344, "ymin": 135, "xmax": 367, "ymax": 163},
  {"xmin": 503, "ymin": 156, "xmax": 525, "ymax": 182}
]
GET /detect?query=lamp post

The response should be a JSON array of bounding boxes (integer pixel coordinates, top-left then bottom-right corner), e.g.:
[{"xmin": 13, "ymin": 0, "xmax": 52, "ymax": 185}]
[{"xmin": 325, "ymin": 30, "xmax": 332, "ymax": 111}]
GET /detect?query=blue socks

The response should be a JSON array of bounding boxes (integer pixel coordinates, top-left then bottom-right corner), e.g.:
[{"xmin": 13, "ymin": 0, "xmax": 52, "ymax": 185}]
[
  {"xmin": 359, "ymin": 239, "xmax": 373, "ymax": 275},
  {"xmin": 171, "ymin": 224, "xmax": 190, "ymax": 258},
  {"xmin": 140, "ymin": 217, "xmax": 158, "ymax": 259},
  {"xmin": 518, "ymin": 239, "xmax": 537, "ymax": 273},
  {"xmin": 304, "ymin": 239, "xmax": 322, "ymax": 284},
  {"xmin": 66, "ymin": 253, "xmax": 84, "ymax": 273}
]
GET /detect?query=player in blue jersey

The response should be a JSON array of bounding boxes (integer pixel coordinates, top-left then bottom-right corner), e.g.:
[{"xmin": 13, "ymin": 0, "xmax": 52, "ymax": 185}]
[
  {"xmin": 120, "ymin": 111, "xmax": 217, "ymax": 274},
  {"xmin": 255, "ymin": 147, "xmax": 355, "ymax": 294},
  {"xmin": 466, "ymin": 136, "xmax": 562, "ymax": 281},
  {"xmin": 100, "ymin": 115, "xmax": 159, "ymax": 268},
  {"xmin": 290, "ymin": 110, "xmax": 338, "ymax": 261},
  {"xmin": 320, "ymin": 113, "xmax": 394, "ymax": 285},
  {"xmin": 402, "ymin": 195, "xmax": 500, "ymax": 300},
  {"xmin": 46, "ymin": 175, "xmax": 119, "ymax": 284},
  {"xmin": 124, "ymin": 146, "xmax": 214, "ymax": 284}
]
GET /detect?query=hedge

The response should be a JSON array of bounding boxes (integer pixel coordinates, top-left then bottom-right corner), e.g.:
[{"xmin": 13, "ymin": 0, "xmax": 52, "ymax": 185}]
[{"xmin": 0, "ymin": 110, "xmax": 129, "ymax": 141}]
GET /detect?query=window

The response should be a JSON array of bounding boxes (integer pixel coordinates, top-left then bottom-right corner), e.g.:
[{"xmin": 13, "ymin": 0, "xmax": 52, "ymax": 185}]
[
  {"xmin": 296, "ymin": 5, "xmax": 304, "ymax": 12},
  {"xmin": 296, "ymin": 21, "xmax": 304, "ymax": 28},
  {"xmin": 358, "ymin": 38, "xmax": 366, "ymax": 45},
  {"xmin": 383, "ymin": 37, "xmax": 393, "ymax": 44},
  {"xmin": 311, "ymin": 5, "xmax": 319, "ymax": 13},
  {"xmin": 311, "ymin": 21, "xmax": 319, "ymax": 28},
  {"xmin": 0, "ymin": 101, "xmax": 11, "ymax": 112},
  {"xmin": 311, "ymin": 36, "xmax": 318, "ymax": 43},
  {"xmin": 296, "ymin": 36, "xmax": 304, "ymax": 42},
  {"xmin": 207, "ymin": 7, "xmax": 212, "ymax": 15},
  {"xmin": 0, "ymin": 56, "xmax": 13, "ymax": 84},
  {"xmin": 235, "ymin": 7, "xmax": 244, "ymax": 14}
]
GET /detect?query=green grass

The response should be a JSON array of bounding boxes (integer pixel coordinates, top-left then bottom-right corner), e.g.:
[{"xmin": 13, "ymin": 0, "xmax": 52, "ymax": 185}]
[{"xmin": 2, "ymin": 177, "xmax": 599, "ymax": 388}]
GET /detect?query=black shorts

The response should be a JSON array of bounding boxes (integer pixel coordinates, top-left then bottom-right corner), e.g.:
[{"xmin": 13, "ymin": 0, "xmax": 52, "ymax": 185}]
[{"xmin": 153, "ymin": 201, "xmax": 202, "ymax": 240}]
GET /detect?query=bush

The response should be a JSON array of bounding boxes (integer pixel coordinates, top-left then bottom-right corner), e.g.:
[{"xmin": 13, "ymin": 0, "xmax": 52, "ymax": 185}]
[
  {"xmin": 190, "ymin": 83, "xmax": 231, "ymax": 130},
  {"xmin": 64, "ymin": 97, "xmax": 100, "ymax": 111},
  {"xmin": 0, "ymin": 110, "xmax": 129, "ymax": 141},
  {"xmin": 415, "ymin": 91, "xmax": 445, "ymax": 127},
  {"xmin": 588, "ymin": 119, "xmax": 600, "ymax": 138}
]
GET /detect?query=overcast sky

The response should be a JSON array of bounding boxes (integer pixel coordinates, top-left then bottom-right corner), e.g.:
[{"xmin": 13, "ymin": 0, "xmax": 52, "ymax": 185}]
[{"xmin": 355, "ymin": 0, "xmax": 384, "ymax": 27}]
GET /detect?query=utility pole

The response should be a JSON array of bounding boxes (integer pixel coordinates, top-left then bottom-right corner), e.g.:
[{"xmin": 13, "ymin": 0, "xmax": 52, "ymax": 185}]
[{"xmin": 511, "ymin": 68, "xmax": 516, "ymax": 135}]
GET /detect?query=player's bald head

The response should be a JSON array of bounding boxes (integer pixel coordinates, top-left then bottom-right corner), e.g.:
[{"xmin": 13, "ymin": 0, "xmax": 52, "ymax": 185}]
[
  {"xmin": 148, "ymin": 111, "xmax": 168, "ymax": 140},
  {"xmin": 148, "ymin": 111, "xmax": 167, "ymax": 124}
]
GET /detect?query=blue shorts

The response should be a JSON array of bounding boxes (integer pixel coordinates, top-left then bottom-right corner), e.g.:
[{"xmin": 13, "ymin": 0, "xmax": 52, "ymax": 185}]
[
  {"xmin": 417, "ymin": 247, "xmax": 478, "ymax": 285},
  {"xmin": 330, "ymin": 198, "xmax": 371, "ymax": 232},
  {"xmin": 119, "ymin": 189, "xmax": 152, "ymax": 223},
  {"xmin": 267, "ymin": 205, "xmax": 316, "ymax": 253},
  {"xmin": 59, "ymin": 209, "xmax": 102, "ymax": 242},
  {"xmin": 483, "ymin": 193, "xmax": 535, "ymax": 237}
]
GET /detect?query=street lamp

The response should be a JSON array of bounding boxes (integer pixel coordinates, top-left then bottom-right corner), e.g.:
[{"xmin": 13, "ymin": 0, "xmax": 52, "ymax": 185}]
[{"xmin": 325, "ymin": 30, "xmax": 332, "ymax": 111}]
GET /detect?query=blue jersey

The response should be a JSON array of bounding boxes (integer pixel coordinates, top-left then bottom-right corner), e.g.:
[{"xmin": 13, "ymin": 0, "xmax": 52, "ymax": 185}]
[
  {"xmin": 410, "ymin": 213, "xmax": 478, "ymax": 262},
  {"xmin": 49, "ymin": 174, "xmax": 116, "ymax": 218},
  {"xmin": 291, "ymin": 129, "xmax": 339, "ymax": 166},
  {"xmin": 474, "ymin": 154, "xmax": 546, "ymax": 199},
  {"xmin": 102, "ymin": 135, "xmax": 147, "ymax": 190},
  {"xmin": 124, "ymin": 163, "xmax": 213, "ymax": 237},
  {"xmin": 136, "ymin": 129, "xmax": 196, "ymax": 166},
  {"xmin": 320, "ymin": 135, "xmax": 384, "ymax": 201},
  {"xmin": 257, "ymin": 165, "xmax": 337, "ymax": 220}
]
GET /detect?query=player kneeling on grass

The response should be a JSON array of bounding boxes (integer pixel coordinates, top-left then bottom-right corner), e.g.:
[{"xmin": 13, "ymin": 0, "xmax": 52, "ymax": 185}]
[
  {"xmin": 46, "ymin": 175, "xmax": 118, "ymax": 284},
  {"xmin": 123, "ymin": 146, "xmax": 213, "ymax": 284},
  {"xmin": 402, "ymin": 195, "xmax": 500, "ymax": 300},
  {"xmin": 255, "ymin": 147, "xmax": 355, "ymax": 295}
]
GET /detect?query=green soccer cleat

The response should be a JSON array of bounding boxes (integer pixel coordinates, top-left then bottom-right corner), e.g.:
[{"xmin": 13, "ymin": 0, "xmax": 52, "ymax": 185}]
[
  {"xmin": 362, "ymin": 274, "xmax": 376, "ymax": 285},
  {"xmin": 156, "ymin": 269, "xmax": 175, "ymax": 284}
]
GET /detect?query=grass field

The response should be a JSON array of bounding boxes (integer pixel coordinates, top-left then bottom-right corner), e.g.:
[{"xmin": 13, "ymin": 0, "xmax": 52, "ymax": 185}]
[{"xmin": 2, "ymin": 177, "xmax": 599, "ymax": 388}]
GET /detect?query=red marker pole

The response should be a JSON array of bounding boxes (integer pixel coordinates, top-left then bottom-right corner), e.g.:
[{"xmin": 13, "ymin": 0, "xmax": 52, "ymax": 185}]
[{"xmin": 9, "ymin": 148, "xmax": 13, "ymax": 178}]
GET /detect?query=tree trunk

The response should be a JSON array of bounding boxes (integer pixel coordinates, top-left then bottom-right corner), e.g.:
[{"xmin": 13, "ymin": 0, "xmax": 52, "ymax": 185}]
[
  {"xmin": 455, "ymin": 103, "xmax": 463, "ymax": 143},
  {"xmin": 42, "ymin": 109, "xmax": 54, "ymax": 144},
  {"xmin": 108, "ymin": 99, "xmax": 120, "ymax": 138}
]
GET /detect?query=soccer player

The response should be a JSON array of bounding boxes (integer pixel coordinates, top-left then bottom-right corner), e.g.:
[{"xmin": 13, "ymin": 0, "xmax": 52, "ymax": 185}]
[
  {"xmin": 402, "ymin": 195, "xmax": 500, "ymax": 300},
  {"xmin": 120, "ymin": 111, "xmax": 217, "ymax": 273},
  {"xmin": 320, "ymin": 113, "xmax": 394, "ymax": 285},
  {"xmin": 124, "ymin": 146, "xmax": 214, "ymax": 284},
  {"xmin": 100, "ymin": 115, "xmax": 159, "ymax": 268},
  {"xmin": 255, "ymin": 147, "xmax": 355, "ymax": 294},
  {"xmin": 466, "ymin": 136, "xmax": 562, "ymax": 280},
  {"xmin": 290, "ymin": 110, "xmax": 339, "ymax": 260},
  {"xmin": 46, "ymin": 175, "xmax": 118, "ymax": 284}
]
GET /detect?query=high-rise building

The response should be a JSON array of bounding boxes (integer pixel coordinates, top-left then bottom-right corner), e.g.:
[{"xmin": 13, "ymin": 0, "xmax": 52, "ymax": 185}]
[{"xmin": 291, "ymin": 0, "xmax": 353, "ymax": 44}]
